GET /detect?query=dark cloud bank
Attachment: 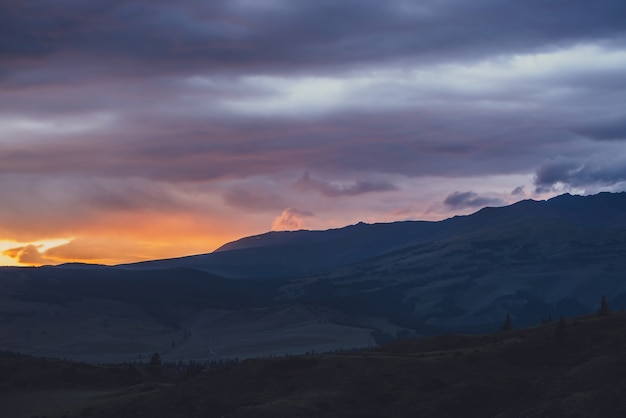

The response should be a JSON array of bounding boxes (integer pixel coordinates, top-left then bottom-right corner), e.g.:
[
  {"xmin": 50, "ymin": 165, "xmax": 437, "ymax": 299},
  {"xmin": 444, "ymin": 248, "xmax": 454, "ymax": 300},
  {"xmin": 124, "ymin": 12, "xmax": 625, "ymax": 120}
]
[
  {"xmin": 1, "ymin": 0, "xmax": 625, "ymax": 261},
  {"xmin": 2, "ymin": 0, "xmax": 625, "ymax": 78}
]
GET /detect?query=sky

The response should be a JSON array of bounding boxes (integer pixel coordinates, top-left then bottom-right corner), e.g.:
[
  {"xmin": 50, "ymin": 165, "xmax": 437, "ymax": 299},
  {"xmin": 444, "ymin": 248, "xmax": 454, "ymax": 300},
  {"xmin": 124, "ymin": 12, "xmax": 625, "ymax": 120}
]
[{"xmin": 1, "ymin": 0, "xmax": 626, "ymax": 266}]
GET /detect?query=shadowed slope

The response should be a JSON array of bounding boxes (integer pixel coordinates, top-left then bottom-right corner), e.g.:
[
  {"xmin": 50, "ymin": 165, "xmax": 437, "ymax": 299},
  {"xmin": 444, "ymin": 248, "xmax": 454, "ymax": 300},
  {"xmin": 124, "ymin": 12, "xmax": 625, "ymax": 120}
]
[
  {"xmin": 70, "ymin": 312, "xmax": 626, "ymax": 417},
  {"xmin": 119, "ymin": 192, "xmax": 626, "ymax": 279}
]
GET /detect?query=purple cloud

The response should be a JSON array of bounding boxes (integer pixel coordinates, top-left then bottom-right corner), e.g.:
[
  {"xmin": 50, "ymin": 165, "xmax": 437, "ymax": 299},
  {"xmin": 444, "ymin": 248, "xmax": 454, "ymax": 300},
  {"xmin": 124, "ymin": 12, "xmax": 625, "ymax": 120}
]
[
  {"xmin": 1, "ymin": 0, "xmax": 625, "ymax": 265},
  {"xmin": 534, "ymin": 157, "xmax": 626, "ymax": 192},
  {"xmin": 272, "ymin": 208, "xmax": 314, "ymax": 231},
  {"xmin": 443, "ymin": 192, "xmax": 505, "ymax": 210},
  {"xmin": 511, "ymin": 186, "xmax": 525, "ymax": 196},
  {"xmin": 295, "ymin": 172, "xmax": 397, "ymax": 197},
  {"xmin": 2, "ymin": 0, "xmax": 625, "ymax": 83}
]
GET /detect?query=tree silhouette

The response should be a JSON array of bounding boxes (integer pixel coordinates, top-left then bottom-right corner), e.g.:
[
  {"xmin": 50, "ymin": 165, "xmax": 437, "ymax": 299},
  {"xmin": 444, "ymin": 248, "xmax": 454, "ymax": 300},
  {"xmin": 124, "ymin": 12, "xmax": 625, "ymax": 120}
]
[
  {"xmin": 501, "ymin": 312, "xmax": 512, "ymax": 332},
  {"xmin": 186, "ymin": 360, "xmax": 204, "ymax": 377},
  {"xmin": 553, "ymin": 316, "xmax": 568, "ymax": 346},
  {"xmin": 598, "ymin": 295, "xmax": 611, "ymax": 316},
  {"xmin": 150, "ymin": 352, "xmax": 162, "ymax": 366}
]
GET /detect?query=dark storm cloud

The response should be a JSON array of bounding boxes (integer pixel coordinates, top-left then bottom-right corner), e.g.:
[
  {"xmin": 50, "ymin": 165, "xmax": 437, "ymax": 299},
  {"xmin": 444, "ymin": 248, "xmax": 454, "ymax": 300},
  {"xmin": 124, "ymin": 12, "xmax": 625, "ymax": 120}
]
[
  {"xmin": 0, "ymin": 0, "xmax": 623, "ymax": 186},
  {"xmin": 2, "ymin": 0, "xmax": 626, "ymax": 84},
  {"xmin": 573, "ymin": 116, "xmax": 626, "ymax": 141},
  {"xmin": 534, "ymin": 157, "xmax": 626, "ymax": 192},
  {"xmin": 443, "ymin": 191, "xmax": 505, "ymax": 210},
  {"xmin": 0, "ymin": 107, "xmax": 603, "ymax": 184},
  {"xmin": 295, "ymin": 172, "xmax": 397, "ymax": 197},
  {"xmin": 0, "ymin": 108, "xmax": 566, "ymax": 183}
]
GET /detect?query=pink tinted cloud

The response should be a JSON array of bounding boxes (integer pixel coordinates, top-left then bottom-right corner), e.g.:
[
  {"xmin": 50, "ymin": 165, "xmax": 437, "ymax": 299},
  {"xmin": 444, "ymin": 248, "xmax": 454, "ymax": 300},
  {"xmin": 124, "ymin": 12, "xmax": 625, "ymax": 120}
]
[
  {"xmin": 271, "ymin": 208, "xmax": 314, "ymax": 231},
  {"xmin": 295, "ymin": 172, "xmax": 397, "ymax": 197}
]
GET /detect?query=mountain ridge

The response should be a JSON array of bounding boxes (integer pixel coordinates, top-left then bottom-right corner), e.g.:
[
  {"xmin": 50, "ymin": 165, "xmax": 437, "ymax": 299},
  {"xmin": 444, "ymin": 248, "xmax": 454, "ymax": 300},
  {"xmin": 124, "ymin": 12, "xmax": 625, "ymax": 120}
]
[
  {"xmin": 2, "ymin": 191, "xmax": 626, "ymax": 363},
  {"xmin": 117, "ymin": 192, "xmax": 626, "ymax": 279}
]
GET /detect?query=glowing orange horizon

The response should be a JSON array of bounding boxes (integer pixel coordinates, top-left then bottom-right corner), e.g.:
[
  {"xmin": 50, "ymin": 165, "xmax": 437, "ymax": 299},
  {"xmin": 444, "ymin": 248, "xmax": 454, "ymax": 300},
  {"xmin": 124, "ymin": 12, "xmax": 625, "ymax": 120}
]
[
  {"xmin": 0, "ymin": 202, "xmax": 472, "ymax": 267},
  {"xmin": 0, "ymin": 212, "xmax": 255, "ymax": 267}
]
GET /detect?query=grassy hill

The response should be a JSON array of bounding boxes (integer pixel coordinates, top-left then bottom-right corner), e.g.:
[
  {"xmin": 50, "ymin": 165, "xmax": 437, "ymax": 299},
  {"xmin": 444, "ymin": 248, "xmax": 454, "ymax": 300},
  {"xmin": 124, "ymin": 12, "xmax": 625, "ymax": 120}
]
[{"xmin": 5, "ymin": 311, "xmax": 626, "ymax": 417}]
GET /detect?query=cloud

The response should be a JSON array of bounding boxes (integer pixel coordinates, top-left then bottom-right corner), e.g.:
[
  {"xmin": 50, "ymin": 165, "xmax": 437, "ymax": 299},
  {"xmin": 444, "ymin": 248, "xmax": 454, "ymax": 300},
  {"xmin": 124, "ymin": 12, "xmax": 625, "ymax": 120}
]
[
  {"xmin": 534, "ymin": 156, "xmax": 626, "ymax": 192},
  {"xmin": 3, "ymin": 245, "xmax": 47, "ymax": 265},
  {"xmin": 574, "ymin": 116, "xmax": 626, "ymax": 141},
  {"xmin": 295, "ymin": 172, "xmax": 397, "ymax": 197},
  {"xmin": 271, "ymin": 208, "xmax": 314, "ymax": 231},
  {"xmin": 511, "ymin": 186, "xmax": 525, "ymax": 196},
  {"xmin": 41, "ymin": 238, "xmax": 144, "ymax": 265},
  {"xmin": 222, "ymin": 187, "xmax": 284, "ymax": 211},
  {"xmin": 1, "ymin": 0, "xmax": 626, "ymax": 265},
  {"xmin": 2, "ymin": 0, "xmax": 625, "ymax": 84},
  {"xmin": 443, "ymin": 191, "xmax": 505, "ymax": 210}
]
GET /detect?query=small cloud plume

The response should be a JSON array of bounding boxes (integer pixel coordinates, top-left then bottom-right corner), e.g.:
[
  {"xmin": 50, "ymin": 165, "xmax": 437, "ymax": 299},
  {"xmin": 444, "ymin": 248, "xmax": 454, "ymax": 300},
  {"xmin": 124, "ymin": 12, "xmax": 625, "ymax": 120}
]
[
  {"xmin": 296, "ymin": 172, "xmax": 397, "ymax": 197},
  {"xmin": 2, "ymin": 246, "xmax": 25, "ymax": 259},
  {"xmin": 511, "ymin": 186, "xmax": 525, "ymax": 196},
  {"xmin": 3, "ymin": 244, "xmax": 47, "ymax": 265},
  {"xmin": 443, "ymin": 191, "xmax": 504, "ymax": 210},
  {"xmin": 533, "ymin": 157, "xmax": 626, "ymax": 193},
  {"xmin": 533, "ymin": 158, "xmax": 582, "ymax": 193},
  {"xmin": 271, "ymin": 208, "xmax": 314, "ymax": 231}
]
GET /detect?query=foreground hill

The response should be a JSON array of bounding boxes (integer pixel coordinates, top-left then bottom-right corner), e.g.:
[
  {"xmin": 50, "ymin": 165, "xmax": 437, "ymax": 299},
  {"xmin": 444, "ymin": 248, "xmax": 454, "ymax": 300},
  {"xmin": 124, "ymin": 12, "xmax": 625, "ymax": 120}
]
[{"xmin": 5, "ymin": 312, "xmax": 626, "ymax": 418}]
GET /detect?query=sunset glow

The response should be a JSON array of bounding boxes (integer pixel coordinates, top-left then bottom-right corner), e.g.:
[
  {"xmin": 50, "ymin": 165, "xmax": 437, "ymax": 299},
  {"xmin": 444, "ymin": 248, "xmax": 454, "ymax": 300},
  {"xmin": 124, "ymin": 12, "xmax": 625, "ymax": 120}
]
[{"xmin": 2, "ymin": 0, "xmax": 625, "ymax": 266}]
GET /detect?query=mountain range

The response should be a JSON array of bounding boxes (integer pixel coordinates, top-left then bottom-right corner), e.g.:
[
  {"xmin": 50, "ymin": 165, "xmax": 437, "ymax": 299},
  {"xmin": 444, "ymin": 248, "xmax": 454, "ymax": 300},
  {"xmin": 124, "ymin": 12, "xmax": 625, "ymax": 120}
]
[
  {"xmin": 121, "ymin": 192, "xmax": 626, "ymax": 279},
  {"xmin": 1, "ymin": 191, "xmax": 625, "ymax": 362}
]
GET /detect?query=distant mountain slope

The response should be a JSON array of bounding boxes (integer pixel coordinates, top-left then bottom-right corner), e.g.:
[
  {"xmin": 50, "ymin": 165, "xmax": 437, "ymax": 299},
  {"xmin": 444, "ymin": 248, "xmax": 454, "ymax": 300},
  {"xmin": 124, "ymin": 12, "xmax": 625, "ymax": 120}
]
[
  {"xmin": 121, "ymin": 220, "xmax": 444, "ymax": 278},
  {"xmin": 2, "ymin": 192, "xmax": 626, "ymax": 362},
  {"xmin": 0, "ymin": 266, "xmax": 379, "ymax": 362},
  {"xmin": 120, "ymin": 192, "xmax": 626, "ymax": 279},
  {"xmin": 281, "ymin": 213, "xmax": 626, "ymax": 333}
]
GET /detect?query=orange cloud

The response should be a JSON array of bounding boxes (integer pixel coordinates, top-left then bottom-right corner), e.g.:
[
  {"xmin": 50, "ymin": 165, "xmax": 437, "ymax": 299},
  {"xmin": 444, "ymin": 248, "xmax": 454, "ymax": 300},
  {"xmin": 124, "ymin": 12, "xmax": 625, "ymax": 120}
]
[
  {"xmin": 2, "ymin": 246, "xmax": 25, "ymax": 259},
  {"xmin": 271, "ymin": 208, "xmax": 314, "ymax": 231},
  {"xmin": 3, "ymin": 244, "xmax": 48, "ymax": 265}
]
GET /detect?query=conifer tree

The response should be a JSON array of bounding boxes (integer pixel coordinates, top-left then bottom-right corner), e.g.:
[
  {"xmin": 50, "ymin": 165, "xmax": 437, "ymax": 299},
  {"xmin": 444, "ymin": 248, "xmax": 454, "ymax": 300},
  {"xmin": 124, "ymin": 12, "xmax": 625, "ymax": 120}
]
[
  {"xmin": 553, "ymin": 316, "xmax": 568, "ymax": 346},
  {"xmin": 150, "ymin": 352, "xmax": 162, "ymax": 366},
  {"xmin": 501, "ymin": 312, "xmax": 513, "ymax": 331},
  {"xmin": 598, "ymin": 295, "xmax": 611, "ymax": 316}
]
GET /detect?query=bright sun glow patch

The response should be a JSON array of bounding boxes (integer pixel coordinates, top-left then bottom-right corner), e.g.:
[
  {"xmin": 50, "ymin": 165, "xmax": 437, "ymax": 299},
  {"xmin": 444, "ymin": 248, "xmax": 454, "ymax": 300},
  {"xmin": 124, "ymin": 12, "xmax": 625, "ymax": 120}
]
[{"xmin": 0, "ymin": 238, "xmax": 73, "ymax": 266}]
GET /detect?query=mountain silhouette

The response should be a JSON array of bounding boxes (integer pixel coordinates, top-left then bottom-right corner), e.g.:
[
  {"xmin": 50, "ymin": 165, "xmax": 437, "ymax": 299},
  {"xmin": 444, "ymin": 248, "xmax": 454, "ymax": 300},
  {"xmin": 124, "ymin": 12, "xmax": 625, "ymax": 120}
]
[
  {"xmin": 2, "ymin": 191, "xmax": 626, "ymax": 362},
  {"xmin": 119, "ymin": 192, "xmax": 626, "ymax": 279}
]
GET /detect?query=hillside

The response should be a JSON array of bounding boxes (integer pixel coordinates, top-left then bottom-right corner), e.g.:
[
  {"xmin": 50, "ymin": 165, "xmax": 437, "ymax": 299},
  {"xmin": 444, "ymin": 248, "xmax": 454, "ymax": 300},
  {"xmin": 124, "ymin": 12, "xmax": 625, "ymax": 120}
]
[
  {"xmin": 1, "ymin": 192, "xmax": 626, "ymax": 362},
  {"xmin": 280, "ymin": 209, "xmax": 626, "ymax": 333},
  {"xmin": 120, "ymin": 192, "xmax": 626, "ymax": 279},
  {"xmin": 5, "ymin": 312, "xmax": 626, "ymax": 418}
]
